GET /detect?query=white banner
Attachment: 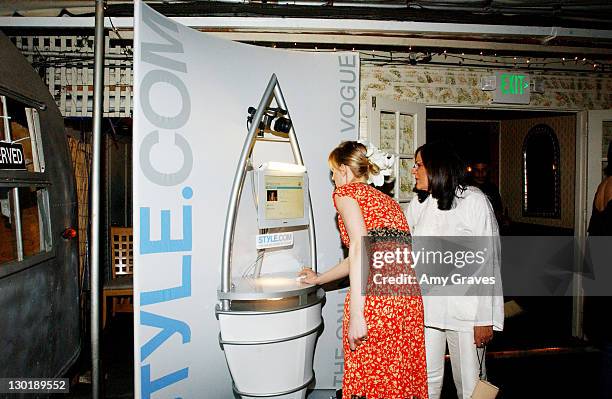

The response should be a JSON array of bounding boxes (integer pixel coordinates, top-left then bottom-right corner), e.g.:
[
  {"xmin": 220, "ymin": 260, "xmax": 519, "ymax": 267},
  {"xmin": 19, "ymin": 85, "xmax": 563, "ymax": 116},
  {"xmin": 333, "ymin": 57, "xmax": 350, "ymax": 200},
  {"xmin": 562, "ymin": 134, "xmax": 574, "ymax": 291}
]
[{"xmin": 133, "ymin": 2, "xmax": 359, "ymax": 397}]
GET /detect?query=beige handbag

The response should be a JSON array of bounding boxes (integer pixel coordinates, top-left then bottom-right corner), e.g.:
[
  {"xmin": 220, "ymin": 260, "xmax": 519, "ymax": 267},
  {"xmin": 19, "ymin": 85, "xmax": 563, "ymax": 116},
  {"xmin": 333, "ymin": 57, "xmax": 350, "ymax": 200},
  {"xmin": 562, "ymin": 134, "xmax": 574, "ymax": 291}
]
[
  {"xmin": 471, "ymin": 379, "xmax": 499, "ymax": 399},
  {"xmin": 471, "ymin": 346, "xmax": 499, "ymax": 399}
]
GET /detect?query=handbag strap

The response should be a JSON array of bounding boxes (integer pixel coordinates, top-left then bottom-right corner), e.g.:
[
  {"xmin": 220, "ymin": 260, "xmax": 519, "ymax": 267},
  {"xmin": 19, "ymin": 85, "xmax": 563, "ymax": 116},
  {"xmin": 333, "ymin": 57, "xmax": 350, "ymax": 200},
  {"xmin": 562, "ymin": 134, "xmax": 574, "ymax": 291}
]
[{"xmin": 477, "ymin": 345, "xmax": 486, "ymax": 380}]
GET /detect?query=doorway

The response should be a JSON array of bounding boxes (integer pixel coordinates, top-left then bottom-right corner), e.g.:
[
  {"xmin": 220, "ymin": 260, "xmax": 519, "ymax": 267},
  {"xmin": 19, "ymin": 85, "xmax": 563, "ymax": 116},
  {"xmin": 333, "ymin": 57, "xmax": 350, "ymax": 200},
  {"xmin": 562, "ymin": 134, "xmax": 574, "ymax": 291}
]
[{"xmin": 427, "ymin": 108, "xmax": 575, "ymax": 236}]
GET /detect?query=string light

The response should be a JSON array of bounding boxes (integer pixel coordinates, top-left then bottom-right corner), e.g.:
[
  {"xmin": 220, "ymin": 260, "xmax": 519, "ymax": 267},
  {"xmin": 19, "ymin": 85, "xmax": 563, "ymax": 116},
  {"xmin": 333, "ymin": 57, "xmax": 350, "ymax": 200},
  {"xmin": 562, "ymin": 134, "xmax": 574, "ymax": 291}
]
[
  {"xmin": 350, "ymin": 48, "xmax": 610, "ymax": 71},
  {"xmin": 27, "ymin": 36, "xmax": 612, "ymax": 75}
]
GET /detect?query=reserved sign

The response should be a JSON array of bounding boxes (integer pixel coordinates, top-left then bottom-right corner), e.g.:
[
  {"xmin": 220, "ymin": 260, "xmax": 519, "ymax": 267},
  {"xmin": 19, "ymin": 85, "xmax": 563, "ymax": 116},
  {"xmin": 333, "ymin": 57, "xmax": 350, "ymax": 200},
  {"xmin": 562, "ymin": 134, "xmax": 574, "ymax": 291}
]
[{"xmin": 0, "ymin": 141, "xmax": 26, "ymax": 170}]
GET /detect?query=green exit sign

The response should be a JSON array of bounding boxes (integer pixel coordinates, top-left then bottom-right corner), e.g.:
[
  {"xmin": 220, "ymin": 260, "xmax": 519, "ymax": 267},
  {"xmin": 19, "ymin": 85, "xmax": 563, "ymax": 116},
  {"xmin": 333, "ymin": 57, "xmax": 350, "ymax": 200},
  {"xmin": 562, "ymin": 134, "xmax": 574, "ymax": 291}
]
[
  {"xmin": 501, "ymin": 74, "xmax": 528, "ymax": 95},
  {"xmin": 493, "ymin": 71, "xmax": 530, "ymax": 104}
]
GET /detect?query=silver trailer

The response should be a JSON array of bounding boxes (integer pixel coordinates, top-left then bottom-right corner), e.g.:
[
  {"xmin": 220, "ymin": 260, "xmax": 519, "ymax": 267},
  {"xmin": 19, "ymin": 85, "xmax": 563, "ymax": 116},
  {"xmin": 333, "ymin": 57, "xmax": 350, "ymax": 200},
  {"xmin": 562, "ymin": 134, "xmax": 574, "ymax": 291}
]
[{"xmin": 0, "ymin": 31, "xmax": 80, "ymax": 381}]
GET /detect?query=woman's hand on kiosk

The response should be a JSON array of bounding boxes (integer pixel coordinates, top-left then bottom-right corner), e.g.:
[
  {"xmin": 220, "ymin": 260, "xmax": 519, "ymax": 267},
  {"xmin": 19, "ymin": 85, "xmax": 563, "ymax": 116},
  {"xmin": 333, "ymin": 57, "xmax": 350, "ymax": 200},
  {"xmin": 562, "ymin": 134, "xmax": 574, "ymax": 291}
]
[{"xmin": 298, "ymin": 267, "xmax": 319, "ymax": 285}]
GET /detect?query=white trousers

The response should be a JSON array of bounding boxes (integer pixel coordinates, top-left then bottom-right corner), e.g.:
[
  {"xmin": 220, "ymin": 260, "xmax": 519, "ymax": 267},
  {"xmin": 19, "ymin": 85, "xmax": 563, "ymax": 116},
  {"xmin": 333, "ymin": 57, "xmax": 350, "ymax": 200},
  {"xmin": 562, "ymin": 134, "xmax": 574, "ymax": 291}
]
[{"xmin": 425, "ymin": 327, "xmax": 486, "ymax": 399}]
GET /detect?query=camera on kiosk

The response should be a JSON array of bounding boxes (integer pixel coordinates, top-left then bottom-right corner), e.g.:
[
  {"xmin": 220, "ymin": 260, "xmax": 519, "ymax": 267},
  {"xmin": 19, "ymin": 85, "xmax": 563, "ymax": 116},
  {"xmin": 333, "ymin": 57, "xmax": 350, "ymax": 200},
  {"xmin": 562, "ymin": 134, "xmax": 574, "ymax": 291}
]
[{"xmin": 247, "ymin": 106, "xmax": 292, "ymax": 137}]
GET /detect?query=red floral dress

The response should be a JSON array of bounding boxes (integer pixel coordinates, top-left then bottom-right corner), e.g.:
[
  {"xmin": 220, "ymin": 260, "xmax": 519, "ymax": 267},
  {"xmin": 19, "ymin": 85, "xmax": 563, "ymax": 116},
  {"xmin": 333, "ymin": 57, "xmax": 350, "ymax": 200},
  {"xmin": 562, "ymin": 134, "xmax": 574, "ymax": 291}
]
[{"xmin": 333, "ymin": 182, "xmax": 428, "ymax": 399}]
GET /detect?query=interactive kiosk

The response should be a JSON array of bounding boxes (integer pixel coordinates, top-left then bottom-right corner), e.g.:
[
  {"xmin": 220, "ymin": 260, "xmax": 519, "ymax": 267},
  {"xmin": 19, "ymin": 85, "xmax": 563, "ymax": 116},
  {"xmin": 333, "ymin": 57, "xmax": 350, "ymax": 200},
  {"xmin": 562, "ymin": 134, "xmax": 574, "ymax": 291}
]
[{"xmin": 217, "ymin": 75, "xmax": 324, "ymax": 399}]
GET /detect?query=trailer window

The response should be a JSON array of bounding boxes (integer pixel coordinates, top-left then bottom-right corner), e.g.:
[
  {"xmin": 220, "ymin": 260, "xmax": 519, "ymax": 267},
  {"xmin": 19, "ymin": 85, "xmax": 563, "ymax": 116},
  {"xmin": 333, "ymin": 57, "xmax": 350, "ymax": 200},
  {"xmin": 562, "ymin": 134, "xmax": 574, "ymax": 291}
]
[
  {"xmin": 0, "ymin": 187, "xmax": 18, "ymax": 264},
  {"xmin": 0, "ymin": 94, "xmax": 51, "ymax": 267},
  {"xmin": 0, "ymin": 186, "xmax": 52, "ymax": 265},
  {"xmin": 20, "ymin": 186, "xmax": 52, "ymax": 257},
  {"xmin": 1, "ymin": 96, "xmax": 45, "ymax": 173}
]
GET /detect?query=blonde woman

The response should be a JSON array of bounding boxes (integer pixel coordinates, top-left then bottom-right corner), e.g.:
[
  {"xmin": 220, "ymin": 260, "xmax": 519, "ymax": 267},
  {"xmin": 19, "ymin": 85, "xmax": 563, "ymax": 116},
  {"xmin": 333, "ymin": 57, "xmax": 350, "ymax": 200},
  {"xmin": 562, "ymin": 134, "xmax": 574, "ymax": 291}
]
[{"xmin": 300, "ymin": 141, "xmax": 428, "ymax": 399}]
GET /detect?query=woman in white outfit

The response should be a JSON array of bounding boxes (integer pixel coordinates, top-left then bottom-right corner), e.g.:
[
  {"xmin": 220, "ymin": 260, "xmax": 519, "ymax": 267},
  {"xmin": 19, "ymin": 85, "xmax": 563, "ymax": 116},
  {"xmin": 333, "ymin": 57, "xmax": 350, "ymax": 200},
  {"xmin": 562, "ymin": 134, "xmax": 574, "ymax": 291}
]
[{"xmin": 405, "ymin": 141, "xmax": 504, "ymax": 399}]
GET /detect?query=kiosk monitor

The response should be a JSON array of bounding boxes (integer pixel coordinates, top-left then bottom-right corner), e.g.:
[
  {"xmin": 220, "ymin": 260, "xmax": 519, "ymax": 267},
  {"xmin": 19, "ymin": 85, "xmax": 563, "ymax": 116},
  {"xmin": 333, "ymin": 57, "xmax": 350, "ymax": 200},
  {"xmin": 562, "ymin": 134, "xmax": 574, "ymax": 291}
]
[{"xmin": 257, "ymin": 162, "xmax": 309, "ymax": 229}]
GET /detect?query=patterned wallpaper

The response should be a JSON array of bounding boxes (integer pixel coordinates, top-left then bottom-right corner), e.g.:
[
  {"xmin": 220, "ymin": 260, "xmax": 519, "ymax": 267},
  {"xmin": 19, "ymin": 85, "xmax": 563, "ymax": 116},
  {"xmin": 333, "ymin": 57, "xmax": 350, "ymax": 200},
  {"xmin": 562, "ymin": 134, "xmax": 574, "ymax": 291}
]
[
  {"xmin": 500, "ymin": 115, "xmax": 576, "ymax": 228},
  {"xmin": 358, "ymin": 64, "xmax": 611, "ymax": 229},
  {"xmin": 359, "ymin": 64, "xmax": 612, "ymax": 137}
]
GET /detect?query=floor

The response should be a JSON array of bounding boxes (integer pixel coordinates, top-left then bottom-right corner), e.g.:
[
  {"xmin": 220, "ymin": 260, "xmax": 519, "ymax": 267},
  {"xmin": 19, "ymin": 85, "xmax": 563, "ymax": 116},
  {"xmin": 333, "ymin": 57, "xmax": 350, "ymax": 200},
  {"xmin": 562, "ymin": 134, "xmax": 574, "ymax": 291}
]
[
  {"xmin": 63, "ymin": 308, "xmax": 605, "ymax": 399},
  {"xmin": 64, "ymin": 314, "xmax": 134, "ymax": 399}
]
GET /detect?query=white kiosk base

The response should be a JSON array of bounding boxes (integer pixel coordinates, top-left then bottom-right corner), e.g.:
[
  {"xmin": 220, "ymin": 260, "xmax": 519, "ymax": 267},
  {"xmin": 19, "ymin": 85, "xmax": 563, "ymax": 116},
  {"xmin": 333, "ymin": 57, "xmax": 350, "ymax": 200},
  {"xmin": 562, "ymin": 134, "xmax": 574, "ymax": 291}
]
[{"xmin": 217, "ymin": 272, "xmax": 323, "ymax": 398}]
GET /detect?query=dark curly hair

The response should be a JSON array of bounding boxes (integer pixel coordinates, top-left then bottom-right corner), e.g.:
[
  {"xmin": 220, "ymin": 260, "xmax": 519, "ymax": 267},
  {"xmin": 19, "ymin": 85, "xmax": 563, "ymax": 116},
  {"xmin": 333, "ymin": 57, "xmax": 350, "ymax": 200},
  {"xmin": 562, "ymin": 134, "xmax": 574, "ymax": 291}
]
[{"xmin": 414, "ymin": 141, "xmax": 467, "ymax": 210}]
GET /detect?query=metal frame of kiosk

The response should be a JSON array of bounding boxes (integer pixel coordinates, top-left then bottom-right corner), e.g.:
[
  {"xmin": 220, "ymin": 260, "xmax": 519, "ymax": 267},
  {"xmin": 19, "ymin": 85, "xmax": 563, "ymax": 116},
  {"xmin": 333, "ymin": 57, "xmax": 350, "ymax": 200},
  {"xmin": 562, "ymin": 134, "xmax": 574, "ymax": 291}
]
[
  {"xmin": 216, "ymin": 74, "xmax": 324, "ymax": 399},
  {"xmin": 219, "ymin": 74, "xmax": 318, "ymax": 311}
]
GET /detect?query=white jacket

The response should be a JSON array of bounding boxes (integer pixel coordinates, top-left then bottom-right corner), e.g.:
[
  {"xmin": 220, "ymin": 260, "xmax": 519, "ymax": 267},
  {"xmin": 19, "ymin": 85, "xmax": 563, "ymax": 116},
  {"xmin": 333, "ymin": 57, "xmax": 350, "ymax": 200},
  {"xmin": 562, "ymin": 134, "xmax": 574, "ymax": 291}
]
[{"xmin": 405, "ymin": 186, "xmax": 504, "ymax": 332}]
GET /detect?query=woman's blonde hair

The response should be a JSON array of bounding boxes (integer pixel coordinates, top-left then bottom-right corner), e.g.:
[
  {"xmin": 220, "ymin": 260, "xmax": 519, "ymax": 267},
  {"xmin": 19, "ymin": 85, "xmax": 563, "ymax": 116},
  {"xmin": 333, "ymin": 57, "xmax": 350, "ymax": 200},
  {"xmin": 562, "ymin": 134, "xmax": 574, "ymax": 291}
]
[{"xmin": 328, "ymin": 141, "xmax": 380, "ymax": 180}]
